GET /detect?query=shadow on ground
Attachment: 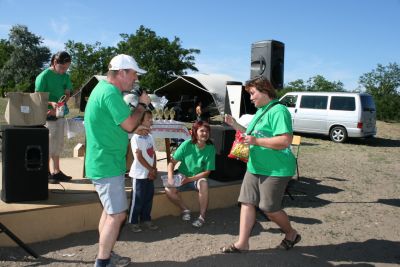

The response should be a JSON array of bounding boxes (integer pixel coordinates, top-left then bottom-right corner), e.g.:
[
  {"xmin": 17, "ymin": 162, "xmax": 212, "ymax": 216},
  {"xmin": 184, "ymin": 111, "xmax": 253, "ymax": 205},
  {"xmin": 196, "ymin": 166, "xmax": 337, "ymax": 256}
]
[
  {"xmin": 295, "ymin": 132, "xmax": 400, "ymax": 148},
  {"xmin": 2, "ymin": 239, "xmax": 399, "ymax": 267},
  {"xmin": 282, "ymin": 177, "xmax": 343, "ymax": 208}
]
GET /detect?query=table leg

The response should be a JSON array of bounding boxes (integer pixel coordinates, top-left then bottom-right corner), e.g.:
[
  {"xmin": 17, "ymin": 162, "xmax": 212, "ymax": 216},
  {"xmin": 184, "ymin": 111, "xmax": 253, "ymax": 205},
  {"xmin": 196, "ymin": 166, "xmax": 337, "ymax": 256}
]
[{"xmin": 165, "ymin": 138, "xmax": 171, "ymax": 164}]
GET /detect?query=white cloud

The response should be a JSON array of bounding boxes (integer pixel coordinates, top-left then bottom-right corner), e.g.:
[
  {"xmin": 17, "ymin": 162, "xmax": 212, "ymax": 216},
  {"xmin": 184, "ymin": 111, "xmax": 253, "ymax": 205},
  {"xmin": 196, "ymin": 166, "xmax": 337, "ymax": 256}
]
[
  {"xmin": 50, "ymin": 18, "xmax": 69, "ymax": 37},
  {"xmin": 43, "ymin": 38, "xmax": 65, "ymax": 53}
]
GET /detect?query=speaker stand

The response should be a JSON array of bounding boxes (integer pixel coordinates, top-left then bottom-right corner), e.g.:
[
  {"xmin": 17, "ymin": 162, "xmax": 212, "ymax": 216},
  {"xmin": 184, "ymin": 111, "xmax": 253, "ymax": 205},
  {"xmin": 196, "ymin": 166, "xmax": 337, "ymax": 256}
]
[{"xmin": 0, "ymin": 222, "xmax": 39, "ymax": 258}]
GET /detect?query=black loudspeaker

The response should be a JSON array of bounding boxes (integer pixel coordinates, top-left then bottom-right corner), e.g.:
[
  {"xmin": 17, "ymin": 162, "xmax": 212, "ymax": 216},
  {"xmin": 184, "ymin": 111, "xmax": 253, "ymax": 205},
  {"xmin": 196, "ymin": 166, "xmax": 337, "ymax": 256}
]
[
  {"xmin": 79, "ymin": 75, "xmax": 105, "ymax": 112},
  {"xmin": 1, "ymin": 126, "xmax": 49, "ymax": 202},
  {"xmin": 250, "ymin": 40, "xmax": 284, "ymax": 89},
  {"xmin": 209, "ymin": 125, "xmax": 246, "ymax": 182}
]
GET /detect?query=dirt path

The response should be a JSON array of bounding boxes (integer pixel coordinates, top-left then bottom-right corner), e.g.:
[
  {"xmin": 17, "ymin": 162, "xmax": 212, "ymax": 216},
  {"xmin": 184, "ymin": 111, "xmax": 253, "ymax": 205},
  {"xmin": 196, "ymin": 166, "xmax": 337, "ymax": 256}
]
[{"xmin": 1, "ymin": 121, "xmax": 399, "ymax": 266}]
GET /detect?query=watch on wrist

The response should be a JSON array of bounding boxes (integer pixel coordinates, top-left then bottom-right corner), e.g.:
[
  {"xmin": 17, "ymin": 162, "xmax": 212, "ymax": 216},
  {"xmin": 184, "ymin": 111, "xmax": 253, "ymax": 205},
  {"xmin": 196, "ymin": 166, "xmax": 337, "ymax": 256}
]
[{"xmin": 138, "ymin": 102, "xmax": 148, "ymax": 109}]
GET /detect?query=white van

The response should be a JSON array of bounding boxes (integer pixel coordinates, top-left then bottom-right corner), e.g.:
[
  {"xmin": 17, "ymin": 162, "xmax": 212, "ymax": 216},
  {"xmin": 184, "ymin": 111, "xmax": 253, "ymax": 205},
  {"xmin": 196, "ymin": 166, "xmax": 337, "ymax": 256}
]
[{"xmin": 279, "ymin": 92, "xmax": 377, "ymax": 143}]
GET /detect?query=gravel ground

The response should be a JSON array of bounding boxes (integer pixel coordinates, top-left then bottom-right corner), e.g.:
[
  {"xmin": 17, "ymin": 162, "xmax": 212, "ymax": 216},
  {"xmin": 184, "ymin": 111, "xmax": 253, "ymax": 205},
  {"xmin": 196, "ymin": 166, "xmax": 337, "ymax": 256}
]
[{"xmin": 0, "ymin": 121, "xmax": 399, "ymax": 267}]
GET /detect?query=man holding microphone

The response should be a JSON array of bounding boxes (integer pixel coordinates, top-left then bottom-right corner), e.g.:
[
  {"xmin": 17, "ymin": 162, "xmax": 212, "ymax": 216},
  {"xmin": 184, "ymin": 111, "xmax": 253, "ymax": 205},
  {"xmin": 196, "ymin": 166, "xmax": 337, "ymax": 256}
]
[{"xmin": 85, "ymin": 54, "xmax": 151, "ymax": 267}]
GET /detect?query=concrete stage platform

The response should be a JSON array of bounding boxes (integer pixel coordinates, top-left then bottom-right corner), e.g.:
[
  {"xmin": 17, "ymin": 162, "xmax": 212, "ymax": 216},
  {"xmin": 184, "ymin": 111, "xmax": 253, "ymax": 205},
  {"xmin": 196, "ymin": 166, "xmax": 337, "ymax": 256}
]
[{"xmin": 0, "ymin": 152, "xmax": 242, "ymax": 247}]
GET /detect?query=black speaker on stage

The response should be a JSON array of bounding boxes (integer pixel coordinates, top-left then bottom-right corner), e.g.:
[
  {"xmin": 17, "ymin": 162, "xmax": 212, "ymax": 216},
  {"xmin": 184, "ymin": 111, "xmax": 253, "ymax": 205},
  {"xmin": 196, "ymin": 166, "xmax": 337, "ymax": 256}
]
[
  {"xmin": 250, "ymin": 40, "xmax": 284, "ymax": 89},
  {"xmin": 209, "ymin": 125, "xmax": 246, "ymax": 182},
  {"xmin": 1, "ymin": 126, "xmax": 49, "ymax": 203}
]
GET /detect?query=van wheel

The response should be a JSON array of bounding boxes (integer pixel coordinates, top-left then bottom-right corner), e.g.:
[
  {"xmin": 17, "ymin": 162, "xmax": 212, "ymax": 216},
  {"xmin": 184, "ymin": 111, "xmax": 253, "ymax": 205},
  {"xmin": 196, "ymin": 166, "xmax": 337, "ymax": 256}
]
[{"xmin": 330, "ymin": 126, "xmax": 348, "ymax": 143}]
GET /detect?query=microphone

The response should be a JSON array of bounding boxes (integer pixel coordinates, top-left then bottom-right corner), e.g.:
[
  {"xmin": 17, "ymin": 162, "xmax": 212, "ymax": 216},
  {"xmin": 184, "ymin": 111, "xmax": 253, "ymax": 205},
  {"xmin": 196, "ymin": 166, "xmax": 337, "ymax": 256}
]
[{"xmin": 132, "ymin": 86, "xmax": 154, "ymax": 110}]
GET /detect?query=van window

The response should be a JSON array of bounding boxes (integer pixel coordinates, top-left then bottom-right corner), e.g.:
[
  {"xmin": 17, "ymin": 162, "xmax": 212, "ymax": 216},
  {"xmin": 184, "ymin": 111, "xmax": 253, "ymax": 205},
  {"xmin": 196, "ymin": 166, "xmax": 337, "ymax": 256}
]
[
  {"xmin": 300, "ymin": 95, "xmax": 328, "ymax": 109},
  {"xmin": 330, "ymin": 96, "xmax": 355, "ymax": 111},
  {"xmin": 280, "ymin": 95, "xmax": 297, "ymax": 108},
  {"xmin": 360, "ymin": 95, "xmax": 376, "ymax": 111}
]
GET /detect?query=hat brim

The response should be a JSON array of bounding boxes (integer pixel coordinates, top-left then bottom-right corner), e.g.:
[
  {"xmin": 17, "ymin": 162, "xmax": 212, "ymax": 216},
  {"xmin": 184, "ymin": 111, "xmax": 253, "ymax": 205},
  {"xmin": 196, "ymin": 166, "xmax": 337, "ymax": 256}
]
[{"xmin": 136, "ymin": 67, "xmax": 147, "ymax": 74}]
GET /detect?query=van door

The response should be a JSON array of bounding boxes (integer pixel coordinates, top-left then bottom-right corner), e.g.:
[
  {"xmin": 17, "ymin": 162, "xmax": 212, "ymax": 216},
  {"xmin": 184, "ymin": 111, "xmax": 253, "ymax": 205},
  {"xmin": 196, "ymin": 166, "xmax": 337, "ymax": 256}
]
[
  {"xmin": 360, "ymin": 95, "xmax": 377, "ymax": 135},
  {"xmin": 279, "ymin": 94, "xmax": 298, "ymax": 127},
  {"xmin": 295, "ymin": 95, "xmax": 329, "ymax": 134}
]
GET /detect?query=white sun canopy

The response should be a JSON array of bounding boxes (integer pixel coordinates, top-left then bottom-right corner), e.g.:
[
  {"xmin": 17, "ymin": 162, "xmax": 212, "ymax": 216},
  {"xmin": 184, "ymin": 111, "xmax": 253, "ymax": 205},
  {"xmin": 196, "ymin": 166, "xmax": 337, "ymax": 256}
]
[{"xmin": 155, "ymin": 73, "xmax": 241, "ymax": 116}]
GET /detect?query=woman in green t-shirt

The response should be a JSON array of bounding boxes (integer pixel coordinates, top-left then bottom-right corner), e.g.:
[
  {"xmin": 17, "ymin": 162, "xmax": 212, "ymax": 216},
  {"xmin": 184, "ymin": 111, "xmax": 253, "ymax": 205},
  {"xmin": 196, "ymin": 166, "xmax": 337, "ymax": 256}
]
[
  {"xmin": 165, "ymin": 120, "xmax": 216, "ymax": 228},
  {"xmin": 221, "ymin": 77, "xmax": 301, "ymax": 253},
  {"xmin": 35, "ymin": 51, "xmax": 73, "ymax": 184}
]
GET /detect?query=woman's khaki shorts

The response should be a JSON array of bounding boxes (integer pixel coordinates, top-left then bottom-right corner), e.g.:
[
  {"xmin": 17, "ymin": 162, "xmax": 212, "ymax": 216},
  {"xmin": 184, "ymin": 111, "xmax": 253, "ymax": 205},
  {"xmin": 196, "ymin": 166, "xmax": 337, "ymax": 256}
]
[
  {"xmin": 45, "ymin": 119, "xmax": 65, "ymax": 156},
  {"xmin": 238, "ymin": 171, "xmax": 291, "ymax": 213}
]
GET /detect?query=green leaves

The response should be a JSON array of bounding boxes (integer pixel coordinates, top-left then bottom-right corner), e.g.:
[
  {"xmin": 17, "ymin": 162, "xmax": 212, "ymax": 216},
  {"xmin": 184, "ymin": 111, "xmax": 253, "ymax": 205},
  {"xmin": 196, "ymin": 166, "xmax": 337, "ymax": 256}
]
[
  {"xmin": 359, "ymin": 63, "xmax": 400, "ymax": 97},
  {"xmin": 279, "ymin": 75, "xmax": 345, "ymax": 98},
  {"xmin": 116, "ymin": 25, "xmax": 200, "ymax": 91},
  {"xmin": 65, "ymin": 40, "xmax": 116, "ymax": 90},
  {"xmin": 64, "ymin": 25, "xmax": 200, "ymax": 93},
  {"xmin": 0, "ymin": 25, "xmax": 50, "ymax": 96},
  {"xmin": 359, "ymin": 63, "xmax": 400, "ymax": 121}
]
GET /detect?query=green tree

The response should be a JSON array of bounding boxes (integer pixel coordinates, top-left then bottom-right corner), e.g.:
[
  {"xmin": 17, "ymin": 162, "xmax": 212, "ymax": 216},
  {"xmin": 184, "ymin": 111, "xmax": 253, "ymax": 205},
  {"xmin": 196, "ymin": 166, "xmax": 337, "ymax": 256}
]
[
  {"xmin": 286, "ymin": 79, "xmax": 307, "ymax": 91},
  {"xmin": 280, "ymin": 75, "xmax": 344, "ymax": 97},
  {"xmin": 306, "ymin": 75, "xmax": 345, "ymax": 92},
  {"xmin": 359, "ymin": 63, "xmax": 400, "ymax": 121},
  {"xmin": 359, "ymin": 63, "xmax": 400, "ymax": 96},
  {"xmin": 116, "ymin": 25, "xmax": 200, "ymax": 91},
  {"xmin": 0, "ymin": 39, "xmax": 13, "ymax": 69},
  {"xmin": 65, "ymin": 41, "xmax": 116, "ymax": 90},
  {"xmin": 278, "ymin": 79, "xmax": 306, "ymax": 97},
  {"xmin": 0, "ymin": 25, "xmax": 50, "ymax": 96}
]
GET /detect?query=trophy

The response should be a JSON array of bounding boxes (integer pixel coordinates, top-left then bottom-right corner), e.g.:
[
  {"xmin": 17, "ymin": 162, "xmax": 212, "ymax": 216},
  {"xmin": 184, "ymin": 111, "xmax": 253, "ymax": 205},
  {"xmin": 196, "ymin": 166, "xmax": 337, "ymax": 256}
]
[
  {"xmin": 149, "ymin": 95, "xmax": 169, "ymax": 121},
  {"xmin": 169, "ymin": 108, "xmax": 176, "ymax": 121},
  {"xmin": 151, "ymin": 109, "xmax": 158, "ymax": 120},
  {"xmin": 163, "ymin": 107, "xmax": 170, "ymax": 120},
  {"xmin": 156, "ymin": 107, "xmax": 163, "ymax": 120}
]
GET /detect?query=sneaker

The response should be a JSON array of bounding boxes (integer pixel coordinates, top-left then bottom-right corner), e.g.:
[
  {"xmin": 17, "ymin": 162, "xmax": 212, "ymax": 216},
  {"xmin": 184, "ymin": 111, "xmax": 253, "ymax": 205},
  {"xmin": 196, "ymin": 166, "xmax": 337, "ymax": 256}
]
[
  {"xmin": 110, "ymin": 251, "xmax": 130, "ymax": 267},
  {"xmin": 94, "ymin": 258, "xmax": 110, "ymax": 267},
  {"xmin": 143, "ymin": 221, "xmax": 158, "ymax": 230},
  {"xmin": 48, "ymin": 173, "xmax": 59, "ymax": 184},
  {"xmin": 128, "ymin": 224, "xmax": 142, "ymax": 233},
  {"xmin": 52, "ymin": 171, "xmax": 72, "ymax": 182},
  {"xmin": 181, "ymin": 210, "xmax": 191, "ymax": 221},
  {"xmin": 192, "ymin": 216, "xmax": 205, "ymax": 228}
]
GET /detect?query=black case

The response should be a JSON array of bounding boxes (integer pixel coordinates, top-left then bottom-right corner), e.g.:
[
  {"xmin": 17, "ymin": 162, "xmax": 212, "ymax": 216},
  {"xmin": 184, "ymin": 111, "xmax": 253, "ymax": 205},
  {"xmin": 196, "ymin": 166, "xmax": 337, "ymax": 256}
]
[
  {"xmin": 209, "ymin": 125, "xmax": 246, "ymax": 182},
  {"xmin": 1, "ymin": 126, "xmax": 49, "ymax": 202}
]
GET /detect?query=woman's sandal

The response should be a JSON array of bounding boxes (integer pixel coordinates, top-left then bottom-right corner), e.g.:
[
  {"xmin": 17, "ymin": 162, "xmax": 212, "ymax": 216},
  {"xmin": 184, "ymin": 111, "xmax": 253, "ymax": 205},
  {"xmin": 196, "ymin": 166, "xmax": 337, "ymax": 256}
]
[
  {"xmin": 220, "ymin": 243, "xmax": 247, "ymax": 253},
  {"xmin": 277, "ymin": 234, "xmax": 301, "ymax": 250}
]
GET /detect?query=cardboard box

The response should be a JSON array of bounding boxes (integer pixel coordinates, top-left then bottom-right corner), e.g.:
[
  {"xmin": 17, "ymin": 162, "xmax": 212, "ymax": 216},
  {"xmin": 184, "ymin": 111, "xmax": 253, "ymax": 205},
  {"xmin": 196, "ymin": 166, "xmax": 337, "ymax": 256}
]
[{"xmin": 4, "ymin": 92, "xmax": 49, "ymax": 126}]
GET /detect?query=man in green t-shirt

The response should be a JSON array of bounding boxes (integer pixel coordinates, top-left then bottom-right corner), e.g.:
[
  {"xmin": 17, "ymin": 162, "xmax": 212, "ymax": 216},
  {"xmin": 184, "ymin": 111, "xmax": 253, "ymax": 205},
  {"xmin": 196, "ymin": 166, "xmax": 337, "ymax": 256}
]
[{"xmin": 85, "ymin": 54, "xmax": 151, "ymax": 267}]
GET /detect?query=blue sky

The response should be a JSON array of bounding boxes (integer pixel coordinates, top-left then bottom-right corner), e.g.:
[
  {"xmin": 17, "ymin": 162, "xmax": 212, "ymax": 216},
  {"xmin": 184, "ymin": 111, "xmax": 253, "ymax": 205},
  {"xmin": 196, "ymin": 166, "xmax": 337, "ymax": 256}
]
[{"xmin": 0, "ymin": 0, "xmax": 399, "ymax": 91}]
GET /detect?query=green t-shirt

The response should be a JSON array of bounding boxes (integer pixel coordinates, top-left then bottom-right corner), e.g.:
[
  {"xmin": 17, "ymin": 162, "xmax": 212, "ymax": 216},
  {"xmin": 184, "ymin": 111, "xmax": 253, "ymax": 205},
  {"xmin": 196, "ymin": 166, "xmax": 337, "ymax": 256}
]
[
  {"xmin": 173, "ymin": 139, "xmax": 216, "ymax": 178},
  {"xmin": 84, "ymin": 80, "xmax": 131, "ymax": 179},
  {"xmin": 35, "ymin": 68, "xmax": 72, "ymax": 104},
  {"xmin": 245, "ymin": 100, "xmax": 296, "ymax": 177}
]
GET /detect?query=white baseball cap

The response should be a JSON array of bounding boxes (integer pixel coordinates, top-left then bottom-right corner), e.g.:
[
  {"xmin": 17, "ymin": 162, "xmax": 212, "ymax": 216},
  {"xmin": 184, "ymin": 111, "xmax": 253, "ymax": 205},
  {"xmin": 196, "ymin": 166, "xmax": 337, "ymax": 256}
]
[{"xmin": 108, "ymin": 54, "xmax": 147, "ymax": 74}]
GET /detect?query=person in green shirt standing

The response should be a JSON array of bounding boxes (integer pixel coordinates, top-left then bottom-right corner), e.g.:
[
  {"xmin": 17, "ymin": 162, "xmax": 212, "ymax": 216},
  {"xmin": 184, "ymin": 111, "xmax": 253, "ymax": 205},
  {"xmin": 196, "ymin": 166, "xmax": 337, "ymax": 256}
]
[
  {"xmin": 85, "ymin": 54, "xmax": 151, "ymax": 267},
  {"xmin": 221, "ymin": 76, "xmax": 301, "ymax": 253},
  {"xmin": 35, "ymin": 51, "xmax": 73, "ymax": 183}
]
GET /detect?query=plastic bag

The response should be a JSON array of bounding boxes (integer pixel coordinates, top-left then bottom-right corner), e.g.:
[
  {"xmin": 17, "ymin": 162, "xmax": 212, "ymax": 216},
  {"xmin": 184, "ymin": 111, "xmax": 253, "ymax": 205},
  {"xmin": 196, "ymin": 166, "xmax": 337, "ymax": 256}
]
[
  {"xmin": 161, "ymin": 174, "xmax": 184, "ymax": 187},
  {"xmin": 228, "ymin": 130, "xmax": 249, "ymax": 163},
  {"xmin": 56, "ymin": 95, "xmax": 67, "ymax": 118}
]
